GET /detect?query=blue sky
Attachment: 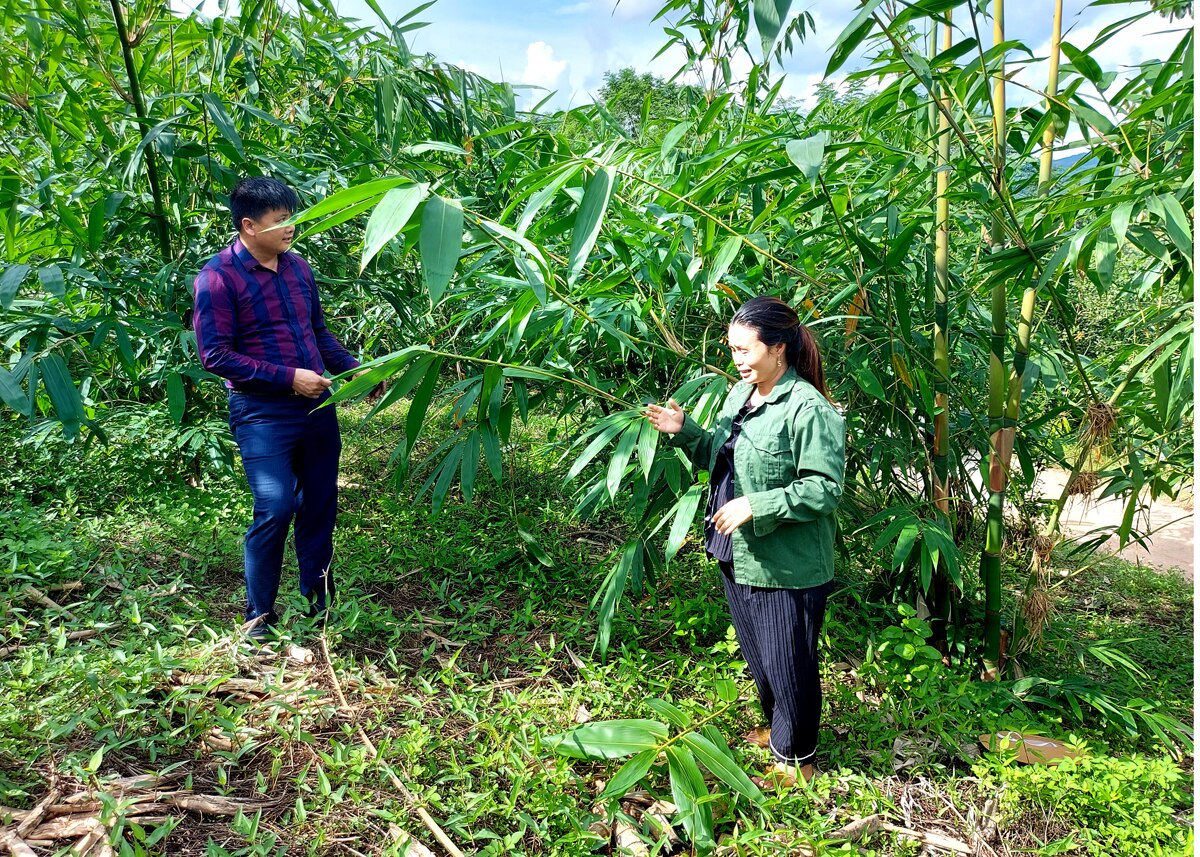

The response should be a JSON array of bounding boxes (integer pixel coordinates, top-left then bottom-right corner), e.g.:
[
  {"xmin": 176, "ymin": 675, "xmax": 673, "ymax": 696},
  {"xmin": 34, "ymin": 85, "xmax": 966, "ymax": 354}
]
[
  {"xmin": 342, "ymin": 0, "xmax": 1189, "ymax": 109},
  {"xmin": 178, "ymin": 0, "xmax": 1192, "ymax": 115}
]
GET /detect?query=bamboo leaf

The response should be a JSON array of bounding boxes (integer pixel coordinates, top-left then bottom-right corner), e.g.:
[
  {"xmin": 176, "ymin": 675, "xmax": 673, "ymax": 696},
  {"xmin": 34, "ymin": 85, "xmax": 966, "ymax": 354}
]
[
  {"xmin": 0, "ymin": 263, "xmax": 30, "ymax": 311},
  {"xmin": 166, "ymin": 372, "xmax": 186, "ymax": 426},
  {"xmin": 596, "ymin": 541, "xmax": 642, "ymax": 656},
  {"xmin": 290, "ymin": 177, "xmax": 414, "ymax": 227},
  {"xmin": 665, "ymin": 484, "xmax": 704, "ymax": 563},
  {"xmin": 598, "ymin": 748, "xmax": 658, "ymax": 801},
  {"xmin": 547, "ymin": 718, "xmax": 668, "ymax": 760},
  {"xmin": 566, "ymin": 165, "xmax": 615, "ymax": 286},
  {"xmin": 1110, "ymin": 200, "xmax": 1134, "ymax": 250},
  {"xmin": 636, "ymin": 415, "xmax": 658, "ymax": 481},
  {"xmin": 753, "ymin": 0, "xmax": 792, "ymax": 58},
  {"xmin": 826, "ymin": 0, "xmax": 884, "ymax": 77},
  {"xmin": 1149, "ymin": 193, "xmax": 1193, "ymax": 262},
  {"xmin": 39, "ymin": 354, "xmax": 84, "ymax": 441},
  {"xmin": 361, "ymin": 183, "xmax": 429, "ymax": 272},
  {"xmin": 646, "ymin": 698, "xmax": 691, "ymax": 729},
  {"xmin": 665, "ymin": 746, "xmax": 715, "ymax": 850},
  {"xmin": 517, "ymin": 515, "xmax": 554, "ymax": 568},
  {"xmin": 0, "ymin": 367, "xmax": 30, "ymax": 417},
  {"xmin": 785, "ymin": 133, "xmax": 829, "ymax": 191},
  {"xmin": 403, "ymin": 356, "xmax": 443, "ymax": 469},
  {"xmin": 419, "ymin": 195, "xmax": 464, "ymax": 305},
  {"xmin": 679, "ymin": 731, "xmax": 765, "ymax": 804},
  {"xmin": 707, "ymin": 235, "xmax": 743, "ymax": 291},
  {"xmin": 202, "ymin": 93, "xmax": 245, "ymax": 157}
]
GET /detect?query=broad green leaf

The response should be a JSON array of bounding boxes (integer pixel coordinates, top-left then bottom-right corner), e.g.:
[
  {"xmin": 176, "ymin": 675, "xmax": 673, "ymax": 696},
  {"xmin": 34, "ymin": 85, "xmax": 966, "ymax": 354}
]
[
  {"xmin": 0, "ymin": 367, "xmax": 30, "ymax": 417},
  {"xmin": 419, "ymin": 195, "xmax": 464, "ymax": 305},
  {"xmin": 1093, "ymin": 227, "xmax": 1118, "ymax": 289},
  {"xmin": 166, "ymin": 372, "xmax": 186, "ymax": 426},
  {"xmin": 517, "ymin": 514, "xmax": 554, "ymax": 568},
  {"xmin": 38, "ymin": 265, "xmax": 65, "ymax": 299},
  {"xmin": 548, "ymin": 719, "xmax": 668, "ymax": 759},
  {"xmin": 0, "ymin": 263, "xmax": 30, "ymax": 311},
  {"xmin": 566, "ymin": 165, "xmax": 615, "ymax": 286},
  {"xmin": 753, "ymin": 0, "xmax": 792, "ymax": 57},
  {"xmin": 567, "ymin": 415, "xmax": 631, "ymax": 482},
  {"xmin": 660, "ymin": 121, "xmax": 690, "ymax": 161},
  {"xmin": 598, "ymin": 748, "xmax": 658, "ymax": 801},
  {"xmin": 665, "ymin": 484, "xmax": 704, "ymax": 563},
  {"xmin": 892, "ymin": 523, "xmax": 920, "ymax": 569},
  {"xmin": 202, "ymin": 93, "xmax": 245, "ymax": 157},
  {"xmin": 361, "ymin": 183, "xmax": 428, "ymax": 271},
  {"xmin": 460, "ymin": 430, "xmax": 481, "ymax": 502},
  {"xmin": 636, "ymin": 416, "xmax": 658, "ymax": 482},
  {"xmin": 826, "ymin": 0, "xmax": 884, "ymax": 77},
  {"xmin": 403, "ymin": 356, "xmax": 443, "ymax": 468},
  {"xmin": 1151, "ymin": 193, "xmax": 1193, "ymax": 262},
  {"xmin": 706, "ymin": 235, "xmax": 742, "ymax": 291},
  {"xmin": 785, "ymin": 133, "xmax": 828, "ymax": 191},
  {"xmin": 666, "ymin": 746, "xmax": 714, "ymax": 850},
  {"xmin": 1110, "ymin": 200, "xmax": 1134, "ymax": 250},
  {"xmin": 1061, "ymin": 42, "xmax": 1104, "ymax": 86},
  {"xmin": 596, "ymin": 540, "xmax": 642, "ymax": 656},
  {"xmin": 39, "ymin": 354, "xmax": 84, "ymax": 441},
  {"xmin": 290, "ymin": 177, "xmax": 413, "ymax": 227},
  {"xmin": 713, "ymin": 678, "xmax": 738, "ymax": 704},
  {"xmin": 646, "ymin": 698, "xmax": 691, "ymax": 729},
  {"xmin": 679, "ymin": 731, "xmax": 765, "ymax": 804}
]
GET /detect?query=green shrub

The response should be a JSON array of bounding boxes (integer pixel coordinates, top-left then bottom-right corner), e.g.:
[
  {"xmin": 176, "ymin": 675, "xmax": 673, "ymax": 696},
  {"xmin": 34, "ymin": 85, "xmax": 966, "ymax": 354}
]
[{"xmin": 976, "ymin": 753, "xmax": 1191, "ymax": 856}]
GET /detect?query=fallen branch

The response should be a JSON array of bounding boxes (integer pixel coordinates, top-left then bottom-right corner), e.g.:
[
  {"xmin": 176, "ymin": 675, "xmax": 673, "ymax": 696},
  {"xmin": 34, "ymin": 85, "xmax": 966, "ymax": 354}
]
[
  {"xmin": 387, "ymin": 825, "xmax": 436, "ymax": 857},
  {"xmin": 21, "ymin": 587, "xmax": 75, "ymax": 621},
  {"xmin": 14, "ymin": 788, "xmax": 59, "ymax": 839},
  {"xmin": 829, "ymin": 814, "xmax": 973, "ymax": 855},
  {"xmin": 319, "ymin": 634, "xmax": 466, "ymax": 857},
  {"xmin": 0, "ymin": 830, "xmax": 37, "ymax": 857},
  {"xmin": 46, "ymin": 582, "xmax": 84, "ymax": 595},
  {"xmin": 0, "ymin": 629, "xmax": 98, "ymax": 659}
]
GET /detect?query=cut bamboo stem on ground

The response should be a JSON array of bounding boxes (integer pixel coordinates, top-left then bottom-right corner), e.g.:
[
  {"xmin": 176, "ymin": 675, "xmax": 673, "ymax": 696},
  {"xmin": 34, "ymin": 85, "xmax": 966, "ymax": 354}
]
[{"xmin": 318, "ymin": 633, "xmax": 466, "ymax": 857}]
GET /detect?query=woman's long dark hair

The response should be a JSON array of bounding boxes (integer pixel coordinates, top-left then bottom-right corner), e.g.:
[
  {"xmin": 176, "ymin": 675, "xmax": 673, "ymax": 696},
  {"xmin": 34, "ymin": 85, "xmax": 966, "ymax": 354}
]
[{"xmin": 730, "ymin": 295, "xmax": 830, "ymax": 400}]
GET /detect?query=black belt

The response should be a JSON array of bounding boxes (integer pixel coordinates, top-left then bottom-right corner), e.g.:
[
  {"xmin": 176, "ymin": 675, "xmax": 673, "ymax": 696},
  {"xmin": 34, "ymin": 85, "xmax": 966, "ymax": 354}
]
[{"xmin": 228, "ymin": 389, "xmax": 302, "ymax": 399}]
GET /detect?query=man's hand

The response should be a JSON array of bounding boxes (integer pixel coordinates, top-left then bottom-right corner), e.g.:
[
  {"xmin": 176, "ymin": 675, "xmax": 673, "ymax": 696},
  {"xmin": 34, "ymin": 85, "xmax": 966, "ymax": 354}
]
[
  {"xmin": 712, "ymin": 496, "xmax": 753, "ymax": 535},
  {"xmin": 292, "ymin": 368, "xmax": 333, "ymax": 398},
  {"xmin": 644, "ymin": 399, "xmax": 685, "ymax": 434},
  {"xmin": 352, "ymin": 369, "xmax": 387, "ymax": 405}
]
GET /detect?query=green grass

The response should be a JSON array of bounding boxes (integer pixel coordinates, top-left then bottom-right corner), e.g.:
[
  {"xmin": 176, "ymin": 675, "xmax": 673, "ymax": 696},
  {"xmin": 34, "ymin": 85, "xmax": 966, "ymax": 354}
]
[{"xmin": 0, "ymin": 404, "xmax": 1192, "ymax": 855}]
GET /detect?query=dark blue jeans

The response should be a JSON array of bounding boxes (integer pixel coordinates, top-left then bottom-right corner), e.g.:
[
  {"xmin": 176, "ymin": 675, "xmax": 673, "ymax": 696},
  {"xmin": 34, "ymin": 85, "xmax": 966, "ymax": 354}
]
[{"xmin": 228, "ymin": 391, "xmax": 341, "ymax": 626}]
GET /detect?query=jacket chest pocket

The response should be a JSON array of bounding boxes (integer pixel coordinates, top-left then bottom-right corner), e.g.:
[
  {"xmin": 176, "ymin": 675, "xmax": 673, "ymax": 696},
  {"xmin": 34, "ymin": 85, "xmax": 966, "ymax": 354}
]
[{"xmin": 740, "ymin": 430, "xmax": 793, "ymax": 486}]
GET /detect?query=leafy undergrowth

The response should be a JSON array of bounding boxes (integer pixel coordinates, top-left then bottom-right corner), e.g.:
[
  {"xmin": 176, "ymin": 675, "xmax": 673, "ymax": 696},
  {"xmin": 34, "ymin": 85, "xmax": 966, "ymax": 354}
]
[{"xmin": 0, "ymin": 406, "xmax": 1192, "ymax": 856}]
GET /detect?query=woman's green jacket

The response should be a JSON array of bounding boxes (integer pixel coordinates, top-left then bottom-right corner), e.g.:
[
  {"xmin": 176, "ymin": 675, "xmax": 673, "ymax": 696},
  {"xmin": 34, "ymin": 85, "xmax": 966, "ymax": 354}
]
[{"xmin": 666, "ymin": 368, "xmax": 845, "ymax": 589}]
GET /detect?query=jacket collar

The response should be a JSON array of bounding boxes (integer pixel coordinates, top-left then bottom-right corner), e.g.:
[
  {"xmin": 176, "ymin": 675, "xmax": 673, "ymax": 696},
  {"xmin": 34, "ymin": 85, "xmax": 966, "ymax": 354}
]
[{"xmin": 758, "ymin": 366, "xmax": 803, "ymax": 404}]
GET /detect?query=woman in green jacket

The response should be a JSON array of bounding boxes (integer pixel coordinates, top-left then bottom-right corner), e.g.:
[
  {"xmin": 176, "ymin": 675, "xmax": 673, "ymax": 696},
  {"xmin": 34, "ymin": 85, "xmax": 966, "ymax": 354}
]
[{"xmin": 645, "ymin": 296, "xmax": 845, "ymax": 785}]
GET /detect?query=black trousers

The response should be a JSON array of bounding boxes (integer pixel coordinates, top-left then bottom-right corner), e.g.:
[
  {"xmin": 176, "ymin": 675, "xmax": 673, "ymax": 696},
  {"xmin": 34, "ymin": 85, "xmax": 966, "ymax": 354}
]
[{"xmin": 720, "ymin": 561, "xmax": 831, "ymax": 766}]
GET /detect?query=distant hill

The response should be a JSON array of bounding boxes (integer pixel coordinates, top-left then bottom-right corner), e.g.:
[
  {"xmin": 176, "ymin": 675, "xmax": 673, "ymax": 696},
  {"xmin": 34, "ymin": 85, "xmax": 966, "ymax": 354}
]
[{"xmin": 1053, "ymin": 151, "xmax": 1098, "ymax": 172}]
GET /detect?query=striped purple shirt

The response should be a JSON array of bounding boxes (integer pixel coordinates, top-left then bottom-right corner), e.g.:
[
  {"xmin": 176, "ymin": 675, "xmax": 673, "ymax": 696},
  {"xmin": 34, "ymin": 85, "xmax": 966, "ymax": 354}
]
[{"xmin": 193, "ymin": 239, "xmax": 359, "ymax": 393}]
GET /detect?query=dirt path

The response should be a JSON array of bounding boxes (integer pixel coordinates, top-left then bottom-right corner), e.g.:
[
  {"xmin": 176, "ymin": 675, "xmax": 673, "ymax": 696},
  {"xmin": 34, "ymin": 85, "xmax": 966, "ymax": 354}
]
[{"xmin": 1033, "ymin": 470, "xmax": 1194, "ymax": 578}]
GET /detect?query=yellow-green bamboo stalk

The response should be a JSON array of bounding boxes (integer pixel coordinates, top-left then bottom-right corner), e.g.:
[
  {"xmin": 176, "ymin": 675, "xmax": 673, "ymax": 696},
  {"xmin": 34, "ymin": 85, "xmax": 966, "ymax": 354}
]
[
  {"xmin": 933, "ymin": 13, "xmax": 953, "ymax": 519},
  {"xmin": 981, "ymin": 0, "xmax": 1007, "ymax": 674},
  {"xmin": 1013, "ymin": 0, "xmax": 1067, "ymax": 654},
  {"xmin": 1037, "ymin": 0, "xmax": 1063, "ymax": 193}
]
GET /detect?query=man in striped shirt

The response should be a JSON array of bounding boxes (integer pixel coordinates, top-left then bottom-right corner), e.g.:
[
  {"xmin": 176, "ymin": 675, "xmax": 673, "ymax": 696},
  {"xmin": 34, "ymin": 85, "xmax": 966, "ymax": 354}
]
[{"xmin": 194, "ymin": 176, "xmax": 360, "ymax": 640}]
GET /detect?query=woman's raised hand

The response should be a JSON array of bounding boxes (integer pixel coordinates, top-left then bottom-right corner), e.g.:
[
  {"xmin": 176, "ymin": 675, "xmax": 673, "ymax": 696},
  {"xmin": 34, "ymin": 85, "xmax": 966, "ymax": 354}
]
[{"xmin": 644, "ymin": 399, "xmax": 685, "ymax": 434}]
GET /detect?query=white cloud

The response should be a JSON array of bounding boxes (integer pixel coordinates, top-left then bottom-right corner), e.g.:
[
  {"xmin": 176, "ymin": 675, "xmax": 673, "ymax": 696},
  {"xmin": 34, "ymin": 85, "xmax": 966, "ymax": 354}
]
[
  {"xmin": 521, "ymin": 41, "xmax": 569, "ymax": 89},
  {"xmin": 556, "ymin": 1, "xmax": 593, "ymax": 14}
]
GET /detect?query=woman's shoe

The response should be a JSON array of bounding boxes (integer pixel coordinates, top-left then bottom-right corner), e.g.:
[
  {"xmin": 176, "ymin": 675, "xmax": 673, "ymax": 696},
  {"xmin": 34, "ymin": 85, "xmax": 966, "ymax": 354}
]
[
  {"xmin": 750, "ymin": 763, "xmax": 816, "ymax": 790},
  {"xmin": 741, "ymin": 726, "xmax": 772, "ymax": 749}
]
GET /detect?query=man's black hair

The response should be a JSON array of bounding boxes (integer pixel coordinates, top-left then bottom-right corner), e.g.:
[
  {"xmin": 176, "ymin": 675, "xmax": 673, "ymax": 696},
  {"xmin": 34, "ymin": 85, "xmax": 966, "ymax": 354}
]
[{"xmin": 229, "ymin": 176, "xmax": 300, "ymax": 232}]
